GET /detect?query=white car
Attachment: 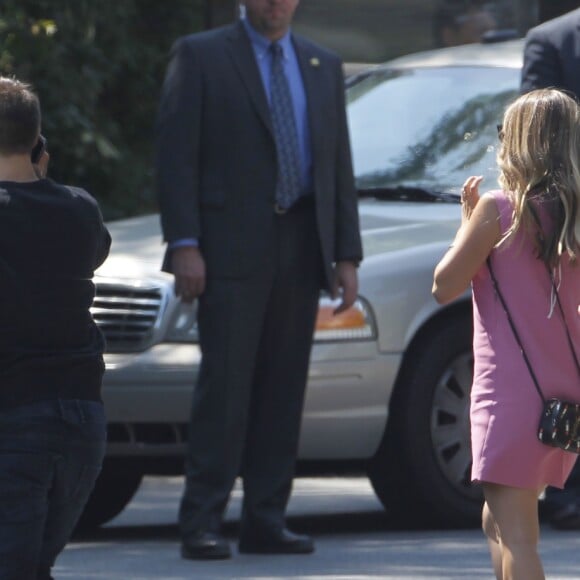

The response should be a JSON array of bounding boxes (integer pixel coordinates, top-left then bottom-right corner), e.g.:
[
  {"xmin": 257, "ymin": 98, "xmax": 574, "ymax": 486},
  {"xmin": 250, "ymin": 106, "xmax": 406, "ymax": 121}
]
[{"xmin": 81, "ymin": 39, "xmax": 523, "ymax": 529}]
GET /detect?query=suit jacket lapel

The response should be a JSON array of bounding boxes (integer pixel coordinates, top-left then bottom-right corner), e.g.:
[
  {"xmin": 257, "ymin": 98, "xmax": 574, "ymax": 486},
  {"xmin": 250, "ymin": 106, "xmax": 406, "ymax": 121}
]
[
  {"xmin": 226, "ymin": 26, "xmax": 328, "ymax": 189},
  {"xmin": 226, "ymin": 22, "xmax": 273, "ymax": 136},
  {"xmin": 293, "ymin": 36, "xmax": 325, "ymax": 186}
]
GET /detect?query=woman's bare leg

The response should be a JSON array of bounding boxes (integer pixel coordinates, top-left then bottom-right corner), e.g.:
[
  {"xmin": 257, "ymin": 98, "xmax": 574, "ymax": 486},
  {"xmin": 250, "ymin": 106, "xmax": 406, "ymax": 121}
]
[
  {"xmin": 482, "ymin": 482, "xmax": 545, "ymax": 580},
  {"xmin": 482, "ymin": 501, "xmax": 503, "ymax": 579}
]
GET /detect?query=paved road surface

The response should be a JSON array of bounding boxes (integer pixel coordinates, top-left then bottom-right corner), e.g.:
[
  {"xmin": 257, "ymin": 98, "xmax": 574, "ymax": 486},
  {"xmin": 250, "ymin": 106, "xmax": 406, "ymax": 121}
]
[{"xmin": 55, "ymin": 476, "xmax": 580, "ymax": 579}]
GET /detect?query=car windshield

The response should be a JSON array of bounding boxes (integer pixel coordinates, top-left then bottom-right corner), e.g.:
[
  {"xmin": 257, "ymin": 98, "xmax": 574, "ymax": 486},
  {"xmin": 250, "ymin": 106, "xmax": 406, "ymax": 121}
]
[{"xmin": 347, "ymin": 66, "xmax": 519, "ymax": 197}]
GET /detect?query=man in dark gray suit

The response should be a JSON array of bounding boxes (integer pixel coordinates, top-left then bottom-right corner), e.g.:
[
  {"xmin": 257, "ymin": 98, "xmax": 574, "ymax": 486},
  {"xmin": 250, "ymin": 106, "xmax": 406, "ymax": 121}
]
[
  {"xmin": 521, "ymin": 7, "xmax": 580, "ymax": 98},
  {"xmin": 155, "ymin": 0, "xmax": 362, "ymax": 560},
  {"xmin": 521, "ymin": 7, "xmax": 580, "ymax": 531}
]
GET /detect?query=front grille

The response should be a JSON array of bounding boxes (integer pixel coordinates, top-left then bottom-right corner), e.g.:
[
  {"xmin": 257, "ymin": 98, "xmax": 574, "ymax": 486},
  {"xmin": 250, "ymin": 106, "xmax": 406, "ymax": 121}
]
[{"xmin": 92, "ymin": 282, "xmax": 165, "ymax": 352}]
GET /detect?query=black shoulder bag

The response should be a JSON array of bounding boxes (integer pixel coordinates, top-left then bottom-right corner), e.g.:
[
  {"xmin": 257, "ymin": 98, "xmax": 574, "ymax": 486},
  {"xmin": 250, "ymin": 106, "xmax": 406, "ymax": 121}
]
[{"xmin": 487, "ymin": 257, "xmax": 580, "ymax": 454}]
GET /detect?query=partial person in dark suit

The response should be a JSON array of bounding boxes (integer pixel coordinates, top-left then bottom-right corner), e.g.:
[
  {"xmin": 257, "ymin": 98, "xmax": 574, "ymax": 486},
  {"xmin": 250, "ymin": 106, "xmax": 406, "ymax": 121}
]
[
  {"xmin": 155, "ymin": 0, "xmax": 362, "ymax": 560},
  {"xmin": 521, "ymin": 7, "xmax": 580, "ymax": 98},
  {"xmin": 521, "ymin": 6, "xmax": 580, "ymax": 530}
]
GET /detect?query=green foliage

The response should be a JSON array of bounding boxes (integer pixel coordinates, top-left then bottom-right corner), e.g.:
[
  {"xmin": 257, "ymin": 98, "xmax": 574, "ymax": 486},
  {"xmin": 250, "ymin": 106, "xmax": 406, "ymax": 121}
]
[{"xmin": 0, "ymin": 0, "xmax": 204, "ymax": 219}]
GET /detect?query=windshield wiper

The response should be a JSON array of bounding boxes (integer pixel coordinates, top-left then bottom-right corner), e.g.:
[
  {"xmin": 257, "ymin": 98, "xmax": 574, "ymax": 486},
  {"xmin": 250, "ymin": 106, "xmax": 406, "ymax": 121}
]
[{"xmin": 358, "ymin": 186, "xmax": 460, "ymax": 204}]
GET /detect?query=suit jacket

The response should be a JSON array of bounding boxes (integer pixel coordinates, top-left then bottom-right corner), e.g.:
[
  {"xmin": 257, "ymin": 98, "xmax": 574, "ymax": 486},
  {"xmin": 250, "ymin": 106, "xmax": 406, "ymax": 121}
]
[
  {"xmin": 521, "ymin": 8, "xmax": 580, "ymax": 99},
  {"xmin": 155, "ymin": 21, "xmax": 362, "ymax": 289}
]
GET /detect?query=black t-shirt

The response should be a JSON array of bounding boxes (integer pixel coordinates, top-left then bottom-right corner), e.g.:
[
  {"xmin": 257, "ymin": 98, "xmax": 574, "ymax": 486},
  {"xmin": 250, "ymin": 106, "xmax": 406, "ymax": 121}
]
[{"xmin": 0, "ymin": 178, "xmax": 111, "ymax": 408}]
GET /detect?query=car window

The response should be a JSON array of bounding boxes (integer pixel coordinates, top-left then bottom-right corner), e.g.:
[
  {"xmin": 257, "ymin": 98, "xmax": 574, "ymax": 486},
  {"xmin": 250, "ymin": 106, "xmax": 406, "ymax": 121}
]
[{"xmin": 347, "ymin": 66, "xmax": 519, "ymax": 195}]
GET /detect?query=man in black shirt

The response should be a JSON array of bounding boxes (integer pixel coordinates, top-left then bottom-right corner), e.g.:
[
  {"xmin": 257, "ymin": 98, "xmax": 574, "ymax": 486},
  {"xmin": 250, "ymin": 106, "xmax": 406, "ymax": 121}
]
[{"xmin": 0, "ymin": 76, "xmax": 111, "ymax": 579}]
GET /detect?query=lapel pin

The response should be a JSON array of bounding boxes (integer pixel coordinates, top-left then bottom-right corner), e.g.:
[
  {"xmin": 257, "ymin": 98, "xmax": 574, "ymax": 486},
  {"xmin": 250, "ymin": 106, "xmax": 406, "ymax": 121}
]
[{"xmin": 310, "ymin": 57, "xmax": 320, "ymax": 67}]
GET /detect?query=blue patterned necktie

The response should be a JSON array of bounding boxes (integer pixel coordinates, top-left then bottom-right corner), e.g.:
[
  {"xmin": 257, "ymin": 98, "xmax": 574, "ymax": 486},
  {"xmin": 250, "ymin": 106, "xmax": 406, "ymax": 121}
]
[{"xmin": 269, "ymin": 42, "xmax": 302, "ymax": 209}]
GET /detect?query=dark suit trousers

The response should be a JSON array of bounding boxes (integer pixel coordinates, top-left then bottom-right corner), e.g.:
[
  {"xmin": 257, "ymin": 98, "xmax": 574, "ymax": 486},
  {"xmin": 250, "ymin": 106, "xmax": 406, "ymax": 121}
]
[{"xmin": 179, "ymin": 201, "xmax": 323, "ymax": 536}]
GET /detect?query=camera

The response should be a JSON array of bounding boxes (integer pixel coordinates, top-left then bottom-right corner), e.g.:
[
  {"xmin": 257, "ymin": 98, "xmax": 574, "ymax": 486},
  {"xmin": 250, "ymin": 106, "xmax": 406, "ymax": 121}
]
[{"xmin": 30, "ymin": 135, "xmax": 46, "ymax": 164}]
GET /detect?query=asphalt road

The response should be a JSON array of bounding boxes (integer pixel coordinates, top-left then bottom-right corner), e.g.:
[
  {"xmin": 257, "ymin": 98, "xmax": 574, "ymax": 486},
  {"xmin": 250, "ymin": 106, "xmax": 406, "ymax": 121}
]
[{"xmin": 55, "ymin": 476, "xmax": 580, "ymax": 579}]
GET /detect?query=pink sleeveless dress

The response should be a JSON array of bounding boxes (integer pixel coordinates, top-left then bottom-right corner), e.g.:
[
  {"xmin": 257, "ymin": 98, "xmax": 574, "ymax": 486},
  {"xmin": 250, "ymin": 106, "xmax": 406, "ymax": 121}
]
[{"xmin": 470, "ymin": 190, "xmax": 580, "ymax": 489}]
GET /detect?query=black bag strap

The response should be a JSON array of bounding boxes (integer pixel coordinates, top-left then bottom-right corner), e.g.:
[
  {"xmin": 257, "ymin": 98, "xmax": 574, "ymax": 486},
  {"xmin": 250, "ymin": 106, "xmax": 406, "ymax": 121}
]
[
  {"xmin": 549, "ymin": 272, "xmax": 580, "ymax": 377},
  {"xmin": 486, "ymin": 257, "xmax": 580, "ymax": 405},
  {"xmin": 527, "ymin": 201, "xmax": 580, "ymax": 377},
  {"xmin": 486, "ymin": 257, "xmax": 545, "ymax": 403}
]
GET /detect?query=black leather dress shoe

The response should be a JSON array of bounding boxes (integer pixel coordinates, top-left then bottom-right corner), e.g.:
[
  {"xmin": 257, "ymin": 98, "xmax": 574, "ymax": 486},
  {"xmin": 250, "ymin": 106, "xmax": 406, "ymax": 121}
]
[
  {"xmin": 181, "ymin": 531, "xmax": 231, "ymax": 560},
  {"xmin": 238, "ymin": 527, "xmax": 315, "ymax": 555}
]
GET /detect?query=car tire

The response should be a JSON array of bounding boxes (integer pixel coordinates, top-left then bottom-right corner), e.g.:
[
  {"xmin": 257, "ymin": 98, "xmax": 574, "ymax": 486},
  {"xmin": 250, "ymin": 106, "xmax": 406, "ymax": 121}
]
[
  {"xmin": 367, "ymin": 314, "xmax": 482, "ymax": 528},
  {"xmin": 75, "ymin": 458, "xmax": 143, "ymax": 532}
]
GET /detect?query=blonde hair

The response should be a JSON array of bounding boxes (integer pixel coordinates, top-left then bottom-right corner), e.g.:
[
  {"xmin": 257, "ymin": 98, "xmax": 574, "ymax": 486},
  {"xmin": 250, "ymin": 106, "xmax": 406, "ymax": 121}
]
[{"xmin": 497, "ymin": 88, "xmax": 580, "ymax": 265}]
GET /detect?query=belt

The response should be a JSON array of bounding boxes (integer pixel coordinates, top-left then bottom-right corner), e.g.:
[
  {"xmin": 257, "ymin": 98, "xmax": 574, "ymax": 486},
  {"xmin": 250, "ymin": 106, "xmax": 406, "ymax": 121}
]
[{"xmin": 274, "ymin": 194, "xmax": 315, "ymax": 215}]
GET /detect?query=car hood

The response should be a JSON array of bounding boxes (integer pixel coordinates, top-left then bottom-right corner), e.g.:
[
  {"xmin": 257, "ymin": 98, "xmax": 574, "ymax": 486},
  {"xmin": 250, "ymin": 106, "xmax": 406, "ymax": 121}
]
[
  {"xmin": 358, "ymin": 199, "xmax": 459, "ymax": 259},
  {"xmin": 96, "ymin": 201, "xmax": 460, "ymax": 279},
  {"xmin": 96, "ymin": 214, "xmax": 169, "ymax": 281}
]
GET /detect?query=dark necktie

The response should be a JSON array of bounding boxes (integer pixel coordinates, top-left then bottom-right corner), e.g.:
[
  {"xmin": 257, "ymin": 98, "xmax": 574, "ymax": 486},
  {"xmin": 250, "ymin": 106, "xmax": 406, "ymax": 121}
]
[{"xmin": 269, "ymin": 42, "xmax": 302, "ymax": 209}]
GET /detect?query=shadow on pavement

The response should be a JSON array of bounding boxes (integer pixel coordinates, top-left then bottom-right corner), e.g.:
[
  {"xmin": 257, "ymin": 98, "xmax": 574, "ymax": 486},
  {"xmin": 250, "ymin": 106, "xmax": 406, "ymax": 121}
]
[{"xmin": 73, "ymin": 507, "xmax": 481, "ymax": 544}]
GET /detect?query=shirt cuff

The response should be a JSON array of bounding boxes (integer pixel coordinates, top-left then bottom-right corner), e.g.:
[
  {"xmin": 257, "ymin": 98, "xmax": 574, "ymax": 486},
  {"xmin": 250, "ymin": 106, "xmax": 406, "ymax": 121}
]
[{"xmin": 168, "ymin": 238, "xmax": 199, "ymax": 250}]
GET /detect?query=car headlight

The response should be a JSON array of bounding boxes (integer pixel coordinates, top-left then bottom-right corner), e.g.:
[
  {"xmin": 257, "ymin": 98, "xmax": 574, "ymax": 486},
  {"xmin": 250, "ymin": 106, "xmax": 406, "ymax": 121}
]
[
  {"xmin": 165, "ymin": 295, "xmax": 377, "ymax": 344},
  {"xmin": 314, "ymin": 296, "xmax": 376, "ymax": 342},
  {"xmin": 166, "ymin": 301, "xmax": 199, "ymax": 343}
]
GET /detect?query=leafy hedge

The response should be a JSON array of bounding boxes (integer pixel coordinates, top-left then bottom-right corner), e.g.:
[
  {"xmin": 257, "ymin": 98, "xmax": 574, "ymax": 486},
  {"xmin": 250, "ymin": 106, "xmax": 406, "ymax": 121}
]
[{"xmin": 0, "ymin": 0, "xmax": 204, "ymax": 219}]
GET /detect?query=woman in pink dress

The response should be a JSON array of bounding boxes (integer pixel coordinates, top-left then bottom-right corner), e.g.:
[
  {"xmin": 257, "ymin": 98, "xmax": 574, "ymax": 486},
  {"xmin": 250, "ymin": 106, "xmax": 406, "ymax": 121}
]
[{"xmin": 433, "ymin": 88, "xmax": 580, "ymax": 580}]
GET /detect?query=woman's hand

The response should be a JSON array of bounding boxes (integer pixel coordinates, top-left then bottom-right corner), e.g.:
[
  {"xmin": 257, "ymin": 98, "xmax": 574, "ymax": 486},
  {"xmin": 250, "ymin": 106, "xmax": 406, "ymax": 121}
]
[
  {"xmin": 432, "ymin": 176, "xmax": 500, "ymax": 304},
  {"xmin": 461, "ymin": 175, "xmax": 483, "ymax": 223}
]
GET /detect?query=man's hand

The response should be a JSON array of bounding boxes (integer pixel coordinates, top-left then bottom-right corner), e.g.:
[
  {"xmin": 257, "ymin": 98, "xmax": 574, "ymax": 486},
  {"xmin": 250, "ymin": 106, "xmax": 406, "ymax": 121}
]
[
  {"xmin": 171, "ymin": 246, "xmax": 206, "ymax": 303},
  {"xmin": 331, "ymin": 261, "xmax": 359, "ymax": 314}
]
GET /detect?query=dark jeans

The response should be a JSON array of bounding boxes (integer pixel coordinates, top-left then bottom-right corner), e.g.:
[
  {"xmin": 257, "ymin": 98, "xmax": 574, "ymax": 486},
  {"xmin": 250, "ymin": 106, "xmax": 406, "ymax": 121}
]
[{"xmin": 0, "ymin": 399, "xmax": 106, "ymax": 580}]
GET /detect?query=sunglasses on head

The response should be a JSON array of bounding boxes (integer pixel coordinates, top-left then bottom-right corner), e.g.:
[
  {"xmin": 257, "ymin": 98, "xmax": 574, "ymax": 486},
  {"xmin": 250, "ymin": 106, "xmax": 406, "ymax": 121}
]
[{"xmin": 496, "ymin": 124, "xmax": 503, "ymax": 141}]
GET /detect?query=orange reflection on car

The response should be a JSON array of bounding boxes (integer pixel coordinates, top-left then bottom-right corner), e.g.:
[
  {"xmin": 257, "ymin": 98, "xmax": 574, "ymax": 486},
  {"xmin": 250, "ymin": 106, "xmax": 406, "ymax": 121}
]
[{"xmin": 315, "ymin": 305, "xmax": 366, "ymax": 330}]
